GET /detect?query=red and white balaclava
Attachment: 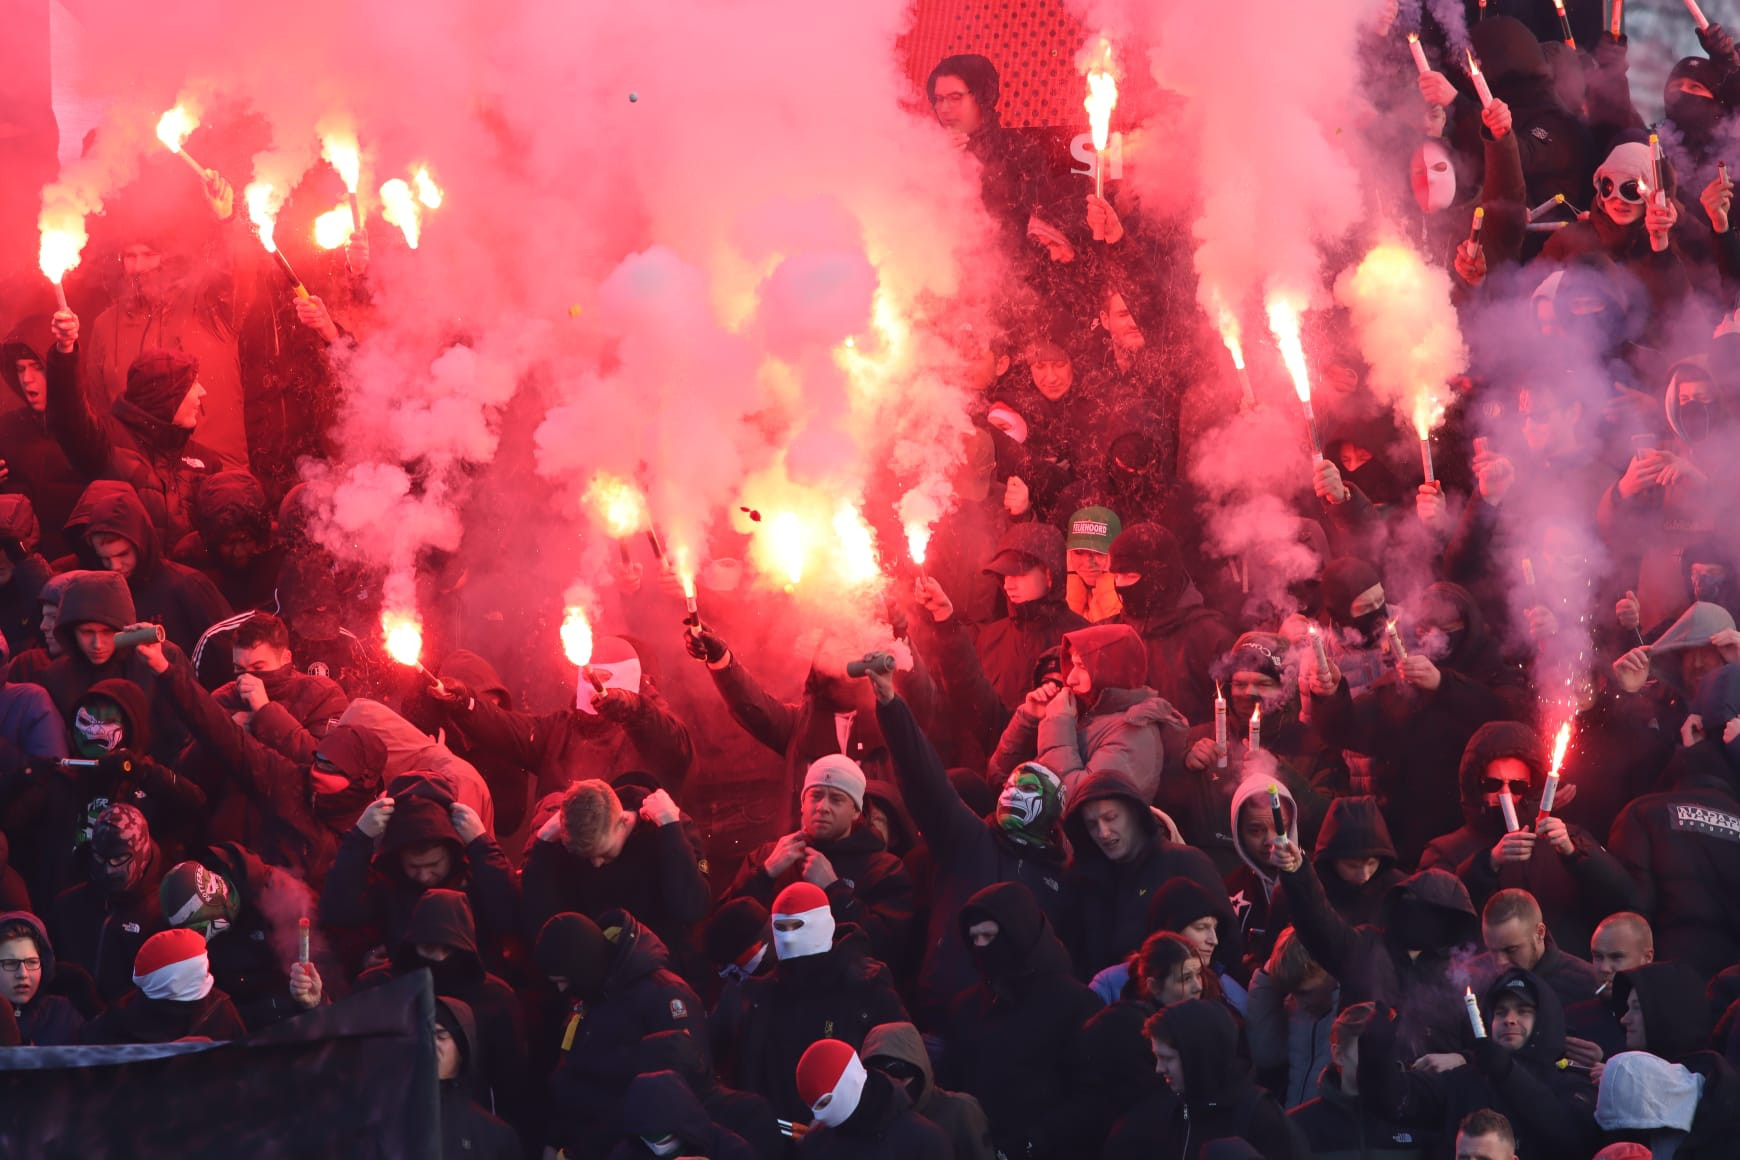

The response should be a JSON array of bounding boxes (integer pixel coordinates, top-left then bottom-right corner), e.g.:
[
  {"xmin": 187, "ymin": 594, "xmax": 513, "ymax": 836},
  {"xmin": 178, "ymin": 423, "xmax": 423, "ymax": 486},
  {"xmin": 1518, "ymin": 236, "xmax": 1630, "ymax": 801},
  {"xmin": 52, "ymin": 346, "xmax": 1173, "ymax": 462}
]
[
  {"xmin": 796, "ymin": 1038, "xmax": 868, "ymax": 1128},
  {"xmin": 132, "ymin": 927, "xmax": 215, "ymax": 1001},
  {"xmin": 771, "ymin": 882, "xmax": 835, "ymax": 961}
]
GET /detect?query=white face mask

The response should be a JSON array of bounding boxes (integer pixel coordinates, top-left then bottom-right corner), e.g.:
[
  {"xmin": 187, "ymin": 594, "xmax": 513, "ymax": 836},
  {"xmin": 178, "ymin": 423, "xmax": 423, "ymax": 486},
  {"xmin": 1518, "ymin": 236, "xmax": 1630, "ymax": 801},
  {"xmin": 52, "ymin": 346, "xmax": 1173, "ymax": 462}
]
[
  {"xmin": 641, "ymin": 1135, "xmax": 683, "ymax": 1158},
  {"xmin": 771, "ymin": 905, "xmax": 836, "ymax": 960},
  {"xmin": 811, "ymin": 1053, "xmax": 868, "ymax": 1128},
  {"xmin": 575, "ymin": 656, "xmax": 643, "ymax": 713},
  {"xmin": 1411, "ymin": 140, "xmax": 1457, "ymax": 213}
]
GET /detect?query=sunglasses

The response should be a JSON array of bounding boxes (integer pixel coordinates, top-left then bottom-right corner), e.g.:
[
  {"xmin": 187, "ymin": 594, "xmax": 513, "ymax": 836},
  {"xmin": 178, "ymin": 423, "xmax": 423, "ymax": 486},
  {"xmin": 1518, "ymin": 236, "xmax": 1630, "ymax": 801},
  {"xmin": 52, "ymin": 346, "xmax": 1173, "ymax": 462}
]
[
  {"xmin": 1596, "ymin": 176, "xmax": 1647, "ymax": 204},
  {"xmin": 1482, "ymin": 778, "xmax": 1532, "ymax": 795}
]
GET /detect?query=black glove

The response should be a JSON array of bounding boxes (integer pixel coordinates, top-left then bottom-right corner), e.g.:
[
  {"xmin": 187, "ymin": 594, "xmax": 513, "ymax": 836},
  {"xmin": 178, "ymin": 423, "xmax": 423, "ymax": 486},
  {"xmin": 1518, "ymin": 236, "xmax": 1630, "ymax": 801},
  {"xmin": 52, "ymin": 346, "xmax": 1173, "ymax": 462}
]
[
  {"xmin": 684, "ymin": 626, "xmax": 728, "ymax": 665},
  {"xmin": 1699, "ymin": 21, "xmax": 1740, "ymax": 71},
  {"xmin": 430, "ymin": 677, "xmax": 473, "ymax": 706},
  {"xmin": 592, "ymin": 688, "xmax": 643, "ymax": 722}
]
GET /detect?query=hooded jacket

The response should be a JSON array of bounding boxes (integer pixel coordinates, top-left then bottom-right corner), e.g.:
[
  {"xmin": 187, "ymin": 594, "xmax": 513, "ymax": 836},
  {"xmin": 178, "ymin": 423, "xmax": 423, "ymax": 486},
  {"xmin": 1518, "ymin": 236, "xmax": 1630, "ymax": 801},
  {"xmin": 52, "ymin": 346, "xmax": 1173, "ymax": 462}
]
[
  {"xmin": 0, "ymin": 911, "xmax": 83, "ymax": 1045},
  {"xmin": 211, "ymin": 661, "xmax": 349, "ymax": 767},
  {"xmin": 48, "ymin": 832, "xmax": 168, "ymax": 1004},
  {"xmin": 1611, "ymin": 962, "xmax": 1713, "ymax": 1061},
  {"xmin": 546, "ymin": 911, "xmax": 706, "ymax": 1156},
  {"xmin": 1060, "ymin": 768, "xmax": 1237, "ymax": 978},
  {"xmin": 1286, "ymin": 1064, "xmax": 1428, "ymax": 1160},
  {"xmin": 941, "ymin": 882, "xmax": 1103, "ymax": 1160},
  {"xmin": 1313, "ymin": 581, "xmax": 1528, "ymax": 865},
  {"xmin": 78, "ymin": 979, "xmax": 247, "ymax": 1045},
  {"xmin": 636, "ymin": 1029, "xmax": 782, "ymax": 1160},
  {"xmin": 1459, "ymin": 17, "xmax": 1593, "ymax": 209},
  {"xmin": 1611, "ymin": 664, "xmax": 1740, "ymax": 977},
  {"xmin": 793, "ymin": 1068, "xmax": 951, "ymax": 1160},
  {"xmin": 605, "ymin": 1070, "xmax": 757, "ymax": 1160},
  {"xmin": 712, "ymin": 923, "xmax": 908, "ymax": 1123},
  {"xmin": 727, "ymin": 820, "xmax": 914, "ymax": 972},
  {"xmin": 874, "ymin": 695, "xmax": 1069, "ymax": 1023},
  {"xmin": 318, "ymin": 772, "xmax": 518, "ymax": 959},
  {"xmin": 1281, "ymin": 861, "xmax": 1483, "ymax": 1061},
  {"xmin": 1358, "ymin": 967, "xmax": 1599, "ymax": 1158},
  {"xmin": 1222, "ymin": 776, "xmax": 1301, "ymax": 972},
  {"xmin": 0, "ymin": 494, "xmax": 53, "ymax": 658},
  {"xmin": 861, "ymin": 1020, "xmax": 994, "ymax": 1160},
  {"xmin": 1311, "ymin": 795, "xmax": 1405, "ymax": 929},
  {"xmin": 433, "ymin": 649, "xmax": 531, "ymax": 835},
  {"xmin": 1106, "ymin": 524, "xmax": 1234, "ymax": 724},
  {"xmin": 0, "ymin": 343, "xmax": 84, "ymax": 562},
  {"xmin": 357, "ymin": 888, "xmax": 528, "ymax": 1132},
  {"xmin": 1103, "ymin": 1000, "xmax": 1308, "ymax": 1160},
  {"xmin": 436, "ymin": 996, "xmax": 521, "ymax": 1160},
  {"xmin": 1422, "ymin": 720, "xmax": 1641, "ymax": 958},
  {"xmin": 181, "ymin": 841, "xmax": 318, "ymax": 1031},
  {"xmin": 45, "ymin": 342, "xmax": 221, "ymax": 547},
  {"xmin": 172, "ymin": 471, "xmax": 284, "ymax": 613}
]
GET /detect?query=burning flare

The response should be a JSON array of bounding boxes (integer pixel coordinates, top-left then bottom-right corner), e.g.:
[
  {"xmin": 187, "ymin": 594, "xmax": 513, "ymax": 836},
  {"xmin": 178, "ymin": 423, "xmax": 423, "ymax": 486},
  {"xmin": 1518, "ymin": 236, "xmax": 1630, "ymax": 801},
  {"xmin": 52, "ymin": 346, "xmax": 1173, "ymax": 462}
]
[
  {"xmin": 313, "ymin": 205, "xmax": 357, "ymax": 250},
  {"xmin": 769, "ymin": 512, "xmax": 807, "ymax": 588},
  {"xmin": 585, "ymin": 473, "xmax": 648, "ymax": 538},
  {"xmin": 382, "ymin": 611, "xmax": 424, "ymax": 668},
  {"xmin": 380, "ymin": 178, "xmax": 422, "ymax": 248},
  {"xmin": 245, "ymin": 182, "xmax": 281, "ymax": 253},
  {"xmin": 834, "ymin": 503, "xmax": 880, "ymax": 586},
  {"xmin": 1265, "ymin": 294, "xmax": 1312, "ymax": 405},
  {"xmin": 1412, "ymin": 391, "xmax": 1448, "ymax": 441},
  {"xmin": 38, "ymin": 223, "xmax": 85, "ymax": 309},
  {"xmin": 156, "ymin": 104, "xmax": 209, "ymax": 178},
  {"xmin": 1082, "ymin": 37, "xmax": 1119, "ymax": 197},
  {"xmin": 905, "ymin": 522, "xmax": 931, "ymax": 568},
  {"xmin": 1548, "ymin": 720, "xmax": 1573, "ymax": 776},
  {"xmin": 560, "ymin": 605, "xmax": 595, "ymax": 668},
  {"xmin": 321, "ymin": 134, "xmax": 362, "ymax": 194},
  {"xmin": 413, "ymin": 167, "xmax": 444, "ymax": 209}
]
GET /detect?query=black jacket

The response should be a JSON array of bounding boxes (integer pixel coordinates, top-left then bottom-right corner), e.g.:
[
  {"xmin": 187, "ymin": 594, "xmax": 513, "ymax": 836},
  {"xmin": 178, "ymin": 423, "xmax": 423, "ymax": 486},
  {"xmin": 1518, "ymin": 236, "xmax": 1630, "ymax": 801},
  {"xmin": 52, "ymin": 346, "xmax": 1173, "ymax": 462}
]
[
  {"xmin": 940, "ymin": 882, "xmax": 1103, "ymax": 1160},
  {"xmin": 606, "ymin": 1069, "xmax": 758, "ymax": 1160},
  {"xmin": 794, "ymin": 1071, "xmax": 950, "ymax": 1160},
  {"xmin": 1287, "ymin": 1068, "xmax": 1429, "ymax": 1160},
  {"xmin": 78, "ymin": 986, "xmax": 247, "ymax": 1044},
  {"xmin": 49, "ymin": 841, "xmax": 169, "ymax": 1003},
  {"xmin": 636, "ymin": 1028, "xmax": 783, "ymax": 1160},
  {"xmin": 438, "ymin": 996, "xmax": 523, "ymax": 1160},
  {"xmin": 183, "ymin": 842, "xmax": 322, "ymax": 1031},
  {"xmin": 1611, "ymin": 961, "xmax": 1714, "ymax": 1061}
]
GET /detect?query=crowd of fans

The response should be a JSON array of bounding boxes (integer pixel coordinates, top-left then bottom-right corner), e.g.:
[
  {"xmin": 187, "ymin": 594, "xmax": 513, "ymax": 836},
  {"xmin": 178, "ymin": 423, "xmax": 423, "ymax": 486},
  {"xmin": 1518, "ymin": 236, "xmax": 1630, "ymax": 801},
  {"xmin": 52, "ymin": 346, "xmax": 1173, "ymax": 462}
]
[{"xmin": 7, "ymin": 0, "xmax": 1740, "ymax": 1156}]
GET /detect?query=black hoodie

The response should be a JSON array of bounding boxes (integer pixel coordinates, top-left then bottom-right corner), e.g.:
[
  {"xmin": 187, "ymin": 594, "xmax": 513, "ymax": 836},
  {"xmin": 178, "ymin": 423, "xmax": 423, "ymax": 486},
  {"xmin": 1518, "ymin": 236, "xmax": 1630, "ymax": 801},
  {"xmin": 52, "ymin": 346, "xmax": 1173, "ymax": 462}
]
[
  {"xmin": 1311, "ymin": 795, "xmax": 1405, "ymax": 929},
  {"xmin": 1103, "ymin": 999, "xmax": 1307, "ymax": 1160},
  {"xmin": 1611, "ymin": 961, "xmax": 1713, "ymax": 1061},
  {"xmin": 436, "ymin": 996, "xmax": 521, "ymax": 1160},
  {"xmin": 606, "ymin": 1069, "xmax": 757, "ymax": 1160},
  {"xmin": 1456, "ymin": 17, "xmax": 1593, "ymax": 209},
  {"xmin": 794, "ymin": 1069, "xmax": 950, "ymax": 1160},
  {"xmin": 171, "ymin": 470, "xmax": 284, "ymax": 613},
  {"xmin": 940, "ymin": 882, "xmax": 1103, "ymax": 1160},
  {"xmin": 637, "ymin": 1028, "xmax": 782, "ymax": 1160}
]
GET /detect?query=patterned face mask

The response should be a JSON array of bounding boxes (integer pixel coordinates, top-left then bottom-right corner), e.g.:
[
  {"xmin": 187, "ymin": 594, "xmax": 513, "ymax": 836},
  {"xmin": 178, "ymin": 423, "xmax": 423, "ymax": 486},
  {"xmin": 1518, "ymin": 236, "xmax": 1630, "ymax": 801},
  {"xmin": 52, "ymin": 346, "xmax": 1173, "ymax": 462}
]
[{"xmin": 74, "ymin": 706, "xmax": 126, "ymax": 752}]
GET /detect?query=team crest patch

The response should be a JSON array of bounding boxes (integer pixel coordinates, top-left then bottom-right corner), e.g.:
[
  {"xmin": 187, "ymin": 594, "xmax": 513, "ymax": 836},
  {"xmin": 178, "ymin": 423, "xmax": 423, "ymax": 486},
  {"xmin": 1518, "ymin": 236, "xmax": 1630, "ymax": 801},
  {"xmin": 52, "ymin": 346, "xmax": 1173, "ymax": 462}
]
[
  {"xmin": 307, "ymin": 661, "xmax": 332, "ymax": 678},
  {"xmin": 669, "ymin": 998, "xmax": 688, "ymax": 1019}
]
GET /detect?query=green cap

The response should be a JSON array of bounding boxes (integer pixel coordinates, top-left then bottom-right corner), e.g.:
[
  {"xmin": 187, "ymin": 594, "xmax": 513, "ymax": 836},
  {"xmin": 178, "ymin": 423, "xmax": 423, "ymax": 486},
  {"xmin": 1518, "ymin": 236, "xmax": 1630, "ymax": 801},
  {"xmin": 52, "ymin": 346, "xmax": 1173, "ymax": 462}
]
[{"xmin": 1066, "ymin": 506, "xmax": 1121, "ymax": 554}]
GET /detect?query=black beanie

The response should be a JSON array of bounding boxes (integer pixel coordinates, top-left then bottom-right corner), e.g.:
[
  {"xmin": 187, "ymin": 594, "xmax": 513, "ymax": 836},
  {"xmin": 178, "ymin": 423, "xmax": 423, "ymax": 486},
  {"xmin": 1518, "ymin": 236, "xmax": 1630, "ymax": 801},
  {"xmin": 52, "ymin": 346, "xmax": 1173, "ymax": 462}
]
[
  {"xmin": 704, "ymin": 897, "xmax": 769, "ymax": 968},
  {"xmin": 535, "ymin": 912, "xmax": 609, "ymax": 997},
  {"xmin": 1109, "ymin": 523, "xmax": 1188, "ymax": 616},
  {"xmin": 124, "ymin": 350, "xmax": 199, "ymax": 424}
]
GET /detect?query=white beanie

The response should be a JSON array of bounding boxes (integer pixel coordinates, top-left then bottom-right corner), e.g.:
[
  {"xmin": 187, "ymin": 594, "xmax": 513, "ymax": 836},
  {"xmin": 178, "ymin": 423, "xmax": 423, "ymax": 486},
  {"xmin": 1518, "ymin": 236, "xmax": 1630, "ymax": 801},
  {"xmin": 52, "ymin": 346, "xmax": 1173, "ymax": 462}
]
[{"xmin": 804, "ymin": 755, "xmax": 866, "ymax": 811}]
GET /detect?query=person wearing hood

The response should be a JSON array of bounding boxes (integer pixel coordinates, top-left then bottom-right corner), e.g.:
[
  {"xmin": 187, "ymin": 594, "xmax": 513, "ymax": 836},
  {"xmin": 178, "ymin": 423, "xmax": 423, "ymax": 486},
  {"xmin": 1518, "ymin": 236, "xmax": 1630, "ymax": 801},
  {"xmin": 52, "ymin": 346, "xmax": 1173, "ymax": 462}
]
[
  {"xmin": 1309, "ymin": 581, "xmax": 1528, "ymax": 866},
  {"xmin": 924, "ymin": 55, "xmax": 1048, "ymax": 244},
  {"xmin": 43, "ymin": 309, "xmax": 222, "ymax": 547},
  {"xmin": 1311, "ymin": 795, "xmax": 1406, "ymax": 931},
  {"xmin": 1105, "ymin": 523, "xmax": 1232, "ymax": 724},
  {"xmin": 1220, "ymin": 771, "xmax": 1306, "ymax": 977},
  {"xmin": 862, "ymin": 1020, "xmax": 993, "ymax": 1160},
  {"xmin": 0, "ymin": 330, "xmax": 84, "ymax": 561},
  {"xmin": 356, "ymin": 888, "xmax": 527, "ymax": 1131},
  {"xmin": 1356, "ymin": 968, "xmax": 1599, "ymax": 1157},
  {"xmin": 4, "ymin": 566, "xmax": 96, "ymax": 685},
  {"xmin": 916, "ymin": 521, "xmax": 1089, "ymax": 746},
  {"xmin": 1067, "ymin": 933, "xmax": 1192, "ymax": 1154},
  {"xmin": 80, "ymin": 925, "xmax": 247, "ymax": 1045},
  {"xmin": 1610, "ymin": 663, "xmax": 1740, "ymax": 977},
  {"xmin": 607, "ymin": 1069, "xmax": 758, "ymax": 1160},
  {"xmin": 433, "ymin": 996, "xmax": 521, "ymax": 1160},
  {"xmin": 424, "ymin": 648, "xmax": 532, "ymax": 837},
  {"xmin": 1060, "ymin": 766, "xmax": 1235, "ymax": 979},
  {"xmin": 1543, "ymin": 135, "xmax": 1693, "ymax": 314},
  {"xmin": 0, "ymin": 911, "xmax": 84, "ymax": 1044},
  {"xmin": 724, "ymin": 754, "xmax": 914, "ymax": 969},
  {"xmin": 1090, "ymin": 875, "xmax": 1244, "ymax": 1004},
  {"xmin": 939, "ymin": 881, "xmax": 1101, "ymax": 1160},
  {"xmin": 866, "ymin": 662, "xmax": 1072, "ymax": 1025},
  {"xmin": 711, "ymin": 881, "xmax": 908, "ymax": 1123},
  {"xmin": 1274, "ymin": 834, "xmax": 1484, "ymax": 1062},
  {"xmin": 793, "ymin": 1038, "xmax": 950, "ymax": 1160},
  {"xmin": 1597, "ymin": 1048, "xmax": 1740, "ymax": 1158},
  {"xmin": 1288, "ymin": 1002, "xmax": 1427, "ymax": 1160},
  {"xmin": 49, "ymin": 803, "xmax": 167, "ymax": 1003},
  {"xmin": 34, "ymin": 570, "xmax": 191, "ymax": 766},
  {"xmin": 1104, "ymin": 999, "xmax": 1307, "ymax": 1160},
  {"xmin": 990, "ymin": 623, "xmax": 1187, "ymax": 807},
  {"xmin": 63, "ymin": 480, "xmax": 232, "ymax": 657},
  {"xmin": 1423, "ymin": 722, "xmax": 1639, "ymax": 958},
  {"xmin": 637, "ymin": 1028, "xmax": 782, "ymax": 1160},
  {"xmin": 433, "ymin": 635, "xmax": 695, "ymax": 804},
  {"xmin": 1609, "ymin": 961, "xmax": 1714, "ymax": 1066},
  {"xmin": 1600, "ymin": 346, "xmax": 1740, "ymax": 630},
  {"xmin": 0, "ymin": 495, "xmax": 52, "ymax": 659},
  {"xmin": 204, "ymin": 611, "xmax": 349, "ymax": 765},
  {"xmin": 159, "ymin": 841, "xmax": 324, "ymax": 1030},
  {"xmin": 535, "ymin": 909, "xmax": 705, "ymax": 1159},
  {"xmin": 684, "ymin": 620, "xmax": 934, "ymax": 827},
  {"xmin": 318, "ymin": 772, "xmax": 516, "ymax": 964},
  {"xmin": 137, "ymin": 636, "xmax": 380, "ymax": 878},
  {"xmin": 1312, "ymin": 557, "xmax": 1395, "ymax": 696},
  {"xmin": 521, "ymin": 776, "xmax": 710, "ymax": 988},
  {"xmin": 172, "ymin": 470, "xmax": 283, "ymax": 614}
]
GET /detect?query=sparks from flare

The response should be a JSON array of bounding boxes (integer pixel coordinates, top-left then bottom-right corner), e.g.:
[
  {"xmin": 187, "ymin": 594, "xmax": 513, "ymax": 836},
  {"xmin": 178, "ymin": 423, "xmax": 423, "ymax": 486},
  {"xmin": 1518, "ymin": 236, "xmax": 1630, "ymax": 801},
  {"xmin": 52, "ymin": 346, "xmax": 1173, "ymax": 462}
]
[
  {"xmin": 560, "ymin": 605, "xmax": 595, "ymax": 668},
  {"xmin": 1083, "ymin": 37, "xmax": 1119, "ymax": 199},
  {"xmin": 382, "ymin": 612, "xmax": 424, "ymax": 668},
  {"xmin": 380, "ymin": 179, "xmax": 422, "ymax": 248},
  {"xmin": 1213, "ymin": 298, "xmax": 1255, "ymax": 408},
  {"xmin": 1548, "ymin": 720, "xmax": 1572, "ymax": 777},
  {"xmin": 1265, "ymin": 293, "xmax": 1320, "ymax": 457},
  {"xmin": 1413, "ymin": 391, "xmax": 1448, "ymax": 483}
]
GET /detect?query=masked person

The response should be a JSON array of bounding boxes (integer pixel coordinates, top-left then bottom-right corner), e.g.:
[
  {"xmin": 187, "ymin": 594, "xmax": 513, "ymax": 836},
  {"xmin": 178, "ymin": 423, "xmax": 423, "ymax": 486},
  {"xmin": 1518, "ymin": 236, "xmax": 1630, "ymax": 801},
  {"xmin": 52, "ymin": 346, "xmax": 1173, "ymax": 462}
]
[
  {"xmin": 608, "ymin": 1069, "xmax": 758, "ymax": 1160},
  {"xmin": 941, "ymin": 882, "xmax": 1102, "ymax": 1160},
  {"xmin": 867, "ymin": 658, "xmax": 1071, "ymax": 1025},
  {"xmin": 1453, "ymin": 17, "xmax": 1592, "ymax": 211},
  {"xmin": 49, "ymin": 803, "xmax": 167, "ymax": 1003},
  {"xmin": 712, "ymin": 881, "xmax": 907, "ymax": 1123},
  {"xmin": 80, "ymin": 926, "xmax": 248, "ymax": 1044},
  {"xmin": 200, "ymin": 612, "xmax": 349, "ymax": 764},
  {"xmin": 1409, "ymin": 95, "xmax": 1528, "ymax": 286},
  {"xmin": 1594, "ymin": 1049, "xmax": 1740, "ymax": 1157},
  {"xmin": 793, "ymin": 1038, "xmax": 950, "ymax": 1160},
  {"xmin": 635, "ymin": 1029, "xmax": 783, "ymax": 1160},
  {"xmin": 861, "ymin": 1021, "xmax": 994, "ymax": 1160},
  {"xmin": 0, "ymin": 911, "xmax": 84, "ymax": 1044},
  {"xmin": 173, "ymin": 470, "xmax": 283, "ymax": 614},
  {"xmin": 535, "ymin": 910, "xmax": 703, "ymax": 1160},
  {"xmin": 1105, "ymin": 523, "xmax": 1231, "ymax": 723}
]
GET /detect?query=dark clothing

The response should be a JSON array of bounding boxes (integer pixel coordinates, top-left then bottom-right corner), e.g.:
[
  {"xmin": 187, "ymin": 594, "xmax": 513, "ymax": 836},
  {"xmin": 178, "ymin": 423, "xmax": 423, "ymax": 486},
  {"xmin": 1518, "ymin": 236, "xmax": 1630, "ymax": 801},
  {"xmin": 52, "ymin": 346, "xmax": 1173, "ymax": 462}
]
[
  {"xmin": 0, "ymin": 406, "xmax": 84, "ymax": 562},
  {"xmin": 78, "ymin": 987, "xmax": 247, "ymax": 1044},
  {"xmin": 1612, "ymin": 961, "xmax": 1714, "ymax": 1061},
  {"xmin": 712, "ymin": 925, "xmax": 908, "ymax": 1123},
  {"xmin": 635, "ymin": 1028, "xmax": 783, "ymax": 1160},
  {"xmin": 860, "ymin": 1020, "xmax": 994, "ymax": 1160},
  {"xmin": 520, "ymin": 780, "xmax": 710, "ymax": 985},
  {"xmin": 1109, "ymin": 591, "xmax": 1235, "ymax": 726},
  {"xmin": 436, "ymin": 996, "xmax": 522, "ymax": 1160},
  {"xmin": 877, "ymin": 695, "xmax": 1070, "ymax": 1025},
  {"xmin": 608, "ymin": 1069, "xmax": 758, "ymax": 1160},
  {"xmin": 184, "ymin": 842, "xmax": 319, "ymax": 1031},
  {"xmin": 1, "ymin": 911, "xmax": 84, "ymax": 1045},
  {"xmin": 1103, "ymin": 1000, "xmax": 1308, "ymax": 1160},
  {"xmin": 545, "ymin": 912, "xmax": 706, "ymax": 1157},
  {"xmin": 49, "ymin": 844, "xmax": 169, "ymax": 1002},
  {"xmin": 172, "ymin": 470, "xmax": 282, "ymax": 614},
  {"xmin": 212, "ymin": 666, "xmax": 349, "ymax": 766},
  {"xmin": 1060, "ymin": 768, "xmax": 1236, "ymax": 978},
  {"xmin": 1288, "ymin": 1070, "xmax": 1430, "ymax": 1160},
  {"xmin": 726, "ymin": 824, "xmax": 914, "ymax": 970},
  {"xmin": 941, "ymin": 882, "xmax": 1103, "ymax": 1160},
  {"xmin": 794, "ymin": 1072, "xmax": 950, "ymax": 1160},
  {"xmin": 1462, "ymin": 17, "xmax": 1593, "ymax": 209},
  {"xmin": 1310, "ymin": 795, "xmax": 1406, "ymax": 930}
]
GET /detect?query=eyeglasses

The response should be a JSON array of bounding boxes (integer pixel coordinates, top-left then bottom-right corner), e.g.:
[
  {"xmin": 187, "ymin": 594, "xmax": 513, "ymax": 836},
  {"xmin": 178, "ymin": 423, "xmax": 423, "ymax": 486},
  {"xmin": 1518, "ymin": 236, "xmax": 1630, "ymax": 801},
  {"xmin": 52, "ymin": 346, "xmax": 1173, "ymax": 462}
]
[
  {"xmin": 0, "ymin": 958, "xmax": 42, "ymax": 974},
  {"xmin": 931, "ymin": 91, "xmax": 973, "ymax": 107},
  {"xmin": 1596, "ymin": 176, "xmax": 1647, "ymax": 204}
]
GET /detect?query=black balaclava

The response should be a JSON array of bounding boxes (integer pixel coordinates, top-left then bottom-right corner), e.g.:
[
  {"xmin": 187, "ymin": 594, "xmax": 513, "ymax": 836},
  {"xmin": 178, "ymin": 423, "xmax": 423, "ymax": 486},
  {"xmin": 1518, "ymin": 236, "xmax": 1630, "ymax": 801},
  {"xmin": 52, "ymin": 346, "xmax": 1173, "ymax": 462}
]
[
  {"xmin": 1665, "ymin": 57, "xmax": 1729, "ymax": 150},
  {"xmin": 535, "ymin": 912, "xmax": 610, "ymax": 1000},
  {"xmin": 1388, "ymin": 895, "xmax": 1456, "ymax": 953},
  {"xmin": 1108, "ymin": 523, "xmax": 1189, "ymax": 620},
  {"xmin": 1321, "ymin": 557, "xmax": 1385, "ymax": 647}
]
